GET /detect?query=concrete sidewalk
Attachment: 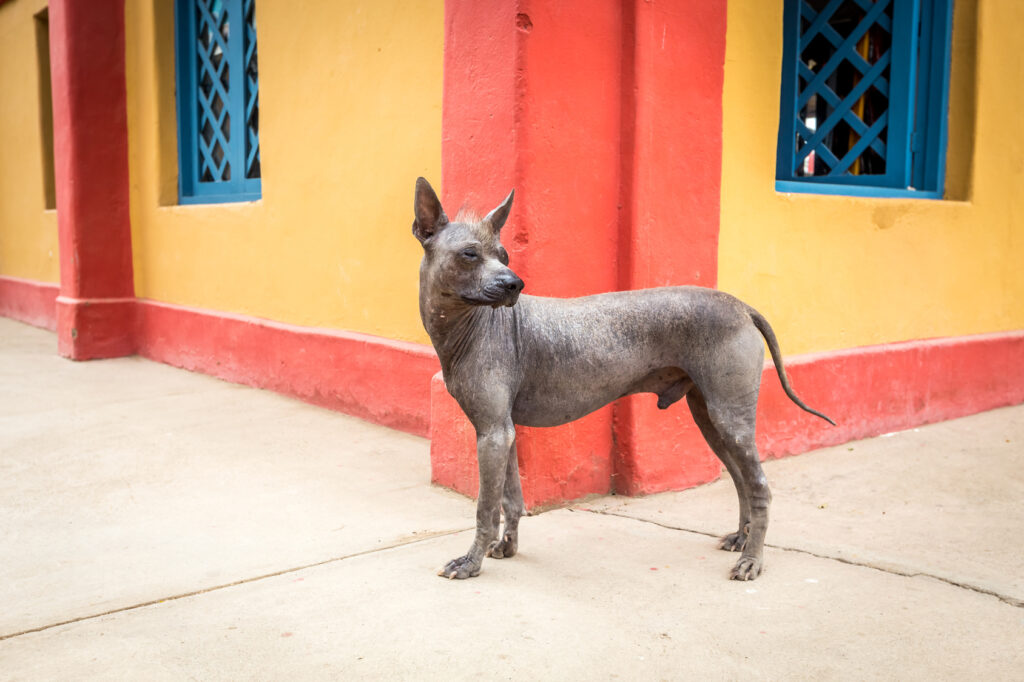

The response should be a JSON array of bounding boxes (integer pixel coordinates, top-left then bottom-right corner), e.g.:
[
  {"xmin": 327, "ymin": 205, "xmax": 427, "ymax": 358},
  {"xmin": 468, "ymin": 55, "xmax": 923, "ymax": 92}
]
[{"xmin": 1, "ymin": 316, "xmax": 1022, "ymax": 680}]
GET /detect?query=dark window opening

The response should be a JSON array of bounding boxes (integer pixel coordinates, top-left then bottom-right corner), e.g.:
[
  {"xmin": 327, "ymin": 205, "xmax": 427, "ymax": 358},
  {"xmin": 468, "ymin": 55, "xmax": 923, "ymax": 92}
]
[{"xmin": 35, "ymin": 8, "xmax": 56, "ymax": 210}]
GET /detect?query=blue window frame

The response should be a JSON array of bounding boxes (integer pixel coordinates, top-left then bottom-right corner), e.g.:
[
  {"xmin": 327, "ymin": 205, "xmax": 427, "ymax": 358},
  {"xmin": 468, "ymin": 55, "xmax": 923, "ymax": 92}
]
[
  {"xmin": 174, "ymin": 0, "xmax": 261, "ymax": 204},
  {"xmin": 776, "ymin": 0, "xmax": 953, "ymax": 199}
]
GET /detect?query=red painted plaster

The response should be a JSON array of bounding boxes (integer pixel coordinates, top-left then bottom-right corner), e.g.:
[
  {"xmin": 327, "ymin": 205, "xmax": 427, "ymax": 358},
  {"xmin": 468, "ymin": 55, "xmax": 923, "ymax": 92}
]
[
  {"xmin": 135, "ymin": 300, "xmax": 440, "ymax": 437},
  {"xmin": 612, "ymin": 395, "xmax": 722, "ymax": 496},
  {"xmin": 438, "ymin": 0, "xmax": 627, "ymax": 503},
  {"xmin": 48, "ymin": 0, "xmax": 135, "ymax": 359},
  {"xmin": 435, "ymin": 0, "xmax": 730, "ymax": 503},
  {"xmin": 754, "ymin": 331, "xmax": 1024, "ymax": 458},
  {"xmin": 612, "ymin": 0, "xmax": 728, "ymax": 495},
  {"xmin": 622, "ymin": 0, "xmax": 725, "ymax": 290},
  {"xmin": 441, "ymin": 0, "xmax": 518, "ymax": 229},
  {"xmin": 513, "ymin": 0, "xmax": 623, "ymax": 299},
  {"xmin": 56, "ymin": 296, "xmax": 135, "ymax": 360},
  {"xmin": 0, "ymin": 276, "xmax": 59, "ymax": 331}
]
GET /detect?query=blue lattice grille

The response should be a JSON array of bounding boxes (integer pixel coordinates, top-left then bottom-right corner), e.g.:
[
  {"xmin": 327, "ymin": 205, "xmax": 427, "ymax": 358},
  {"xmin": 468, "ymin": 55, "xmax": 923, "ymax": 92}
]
[
  {"xmin": 776, "ymin": 0, "xmax": 954, "ymax": 197},
  {"xmin": 196, "ymin": 0, "xmax": 231, "ymax": 182},
  {"xmin": 793, "ymin": 0, "xmax": 893, "ymax": 177},
  {"xmin": 243, "ymin": 0, "xmax": 260, "ymax": 180},
  {"xmin": 176, "ymin": 0, "xmax": 261, "ymax": 203}
]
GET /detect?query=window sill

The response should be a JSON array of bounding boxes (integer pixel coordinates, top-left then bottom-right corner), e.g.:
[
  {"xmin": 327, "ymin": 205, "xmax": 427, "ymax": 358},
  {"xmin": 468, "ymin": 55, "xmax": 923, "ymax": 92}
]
[
  {"xmin": 178, "ymin": 192, "xmax": 263, "ymax": 206},
  {"xmin": 775, "ymin": 180, "xmax": 942, "ymax": 200}
]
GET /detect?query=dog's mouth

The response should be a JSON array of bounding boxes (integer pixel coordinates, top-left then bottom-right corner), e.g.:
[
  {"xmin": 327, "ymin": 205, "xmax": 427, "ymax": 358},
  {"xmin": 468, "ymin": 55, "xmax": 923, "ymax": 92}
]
[
  {"xmin": 461, "ymin": 289, "xmax": 521, "ymax": 309},
  {"xmin": 496, "ymin": 291, "xmax": 521, "ymax": 308}
]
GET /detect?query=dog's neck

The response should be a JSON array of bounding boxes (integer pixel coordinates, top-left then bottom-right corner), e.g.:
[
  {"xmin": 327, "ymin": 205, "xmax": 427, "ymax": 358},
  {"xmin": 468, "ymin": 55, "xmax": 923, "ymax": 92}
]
[
  {"xmin": 420, "ymin": 287, "xmax": 518, "ymax": 378},
  {"xmin": 420, "ymin": 289, "xmax": 479, "ymax": 365}
]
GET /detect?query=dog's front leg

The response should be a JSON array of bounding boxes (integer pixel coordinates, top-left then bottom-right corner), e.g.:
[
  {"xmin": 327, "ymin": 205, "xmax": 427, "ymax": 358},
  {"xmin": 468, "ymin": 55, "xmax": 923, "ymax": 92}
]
[
  {"xmin": 438, "ymin": 420, "xmax": 515, "ymax": 579},
  {"xmin": 488, "ymin": 438, "xmax": 523, "ymax": 559}
]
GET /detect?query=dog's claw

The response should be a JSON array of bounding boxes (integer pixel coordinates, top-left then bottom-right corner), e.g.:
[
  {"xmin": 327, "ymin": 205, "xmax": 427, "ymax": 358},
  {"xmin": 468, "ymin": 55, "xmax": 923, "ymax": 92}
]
[
  {"xmin": 720, "ymin": 532, "xmax": 747, "ymax": 552},
  {"xmin": 720, "ymin": 523, "xmax": 750, "ymax": 552},
  {"xmin": 487, "ymin": 532, "xmax": 518, "ymax": 559},
  {"xmin": 437, "ymin": 555, "xmax": 481, "ymax": 580},
  {"xmin": 730, "ymin": 556, "xmax": 763, "ymax": 581}
]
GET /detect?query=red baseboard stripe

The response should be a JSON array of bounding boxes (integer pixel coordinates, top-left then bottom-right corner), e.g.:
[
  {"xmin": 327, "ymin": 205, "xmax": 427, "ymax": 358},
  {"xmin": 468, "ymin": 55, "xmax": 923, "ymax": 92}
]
[
  {"xmin": 3, "ymin": 276, "xmax": 1019, "ymax": 486},
  {"xmin": 56, "ymin": 295, "xmax": 137, "ymax": 360},
  {"xmin": 0, "ymin": 280, "xmax": 439, "ymax": 435},
  {"xmin": 0, "ymin": 275, "xmax": 59, "ymax": 331},
  {"xmin": 756, "ymin": 330, "xmax": 1024, "ymax": 458},
  {"xmin": 134, "ymin": 299, "xmax": 439, "ymax": 437}
]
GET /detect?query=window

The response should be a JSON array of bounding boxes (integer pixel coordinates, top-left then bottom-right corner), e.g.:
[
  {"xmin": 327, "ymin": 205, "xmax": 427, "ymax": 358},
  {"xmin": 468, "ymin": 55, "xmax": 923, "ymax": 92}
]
[
  {"xmin": 35, "ymin": 8, "xmax": 56, "ymax": 210},
  {"xmin": 776, "ymin": 0, "xmax": 953, "ymax": 198},
  {"xmin": 174, "ymin": 0, "xmax": 261, "ymax": 204}
]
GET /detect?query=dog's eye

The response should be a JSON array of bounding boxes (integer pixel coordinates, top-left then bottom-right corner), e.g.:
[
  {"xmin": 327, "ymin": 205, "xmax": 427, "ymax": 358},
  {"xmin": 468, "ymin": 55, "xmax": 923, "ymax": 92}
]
[
  {"xmin": 498, "ymin": 248, "xmax": 509, "ymax": 265},
  {"xmin": 461, "ymin": 249, "xmax": 479, "ymax": 261}
]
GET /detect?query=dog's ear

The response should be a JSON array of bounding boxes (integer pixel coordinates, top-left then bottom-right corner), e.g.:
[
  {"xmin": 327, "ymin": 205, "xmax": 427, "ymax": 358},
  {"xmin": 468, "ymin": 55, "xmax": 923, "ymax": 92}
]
[
  {"xmin": 412, "ymin": 177, "xmax": 449, "ymax": 244},
  {"xmin": 483, "ymin": 189, "xmax": 514, "ymax": 233}
]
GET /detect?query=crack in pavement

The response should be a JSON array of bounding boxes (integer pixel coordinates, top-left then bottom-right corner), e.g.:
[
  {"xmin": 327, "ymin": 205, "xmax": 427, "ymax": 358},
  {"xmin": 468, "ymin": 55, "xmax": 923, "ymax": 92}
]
[
  {"xmin": 0, "ymin": 527, "xmax": 473, "ymax": 642},
  {"xmin": 7, "ymin": 504, "xmax": 1020, "ymax": 643},
  {"xmin": 584, "ymin": 508, "xmax": 1024, "ymax": 609}
]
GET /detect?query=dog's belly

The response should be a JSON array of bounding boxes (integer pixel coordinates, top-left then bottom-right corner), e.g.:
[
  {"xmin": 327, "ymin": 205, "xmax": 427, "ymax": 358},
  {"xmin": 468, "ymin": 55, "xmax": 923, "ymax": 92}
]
[
  {"xmin": 511, "ymin": 365, "xmax": 691, "ymax": 427},
  {"xmin": 511, "ymin": 390, "xmax": 619, "ymax": 427}
]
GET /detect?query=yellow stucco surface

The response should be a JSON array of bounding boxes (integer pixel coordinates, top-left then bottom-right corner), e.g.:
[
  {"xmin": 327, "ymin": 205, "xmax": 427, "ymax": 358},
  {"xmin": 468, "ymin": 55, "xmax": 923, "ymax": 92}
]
[
  {"xmin": 0, "ymin": 0, "xmax": 59, "ymax": 283},
  {"xmin": 719, "ymin": 0, "xmax": 1023, "ymax": 355},
  {"xmin": 124, "ymin": 0, "xmax": 442, "ymax": 343}
]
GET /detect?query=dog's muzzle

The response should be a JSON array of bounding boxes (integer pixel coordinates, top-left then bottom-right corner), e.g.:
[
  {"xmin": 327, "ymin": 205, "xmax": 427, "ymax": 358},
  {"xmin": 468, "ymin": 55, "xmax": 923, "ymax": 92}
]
[{"xmin": 468, "ymin": 273, "xmax": 524, "ymax": 308}]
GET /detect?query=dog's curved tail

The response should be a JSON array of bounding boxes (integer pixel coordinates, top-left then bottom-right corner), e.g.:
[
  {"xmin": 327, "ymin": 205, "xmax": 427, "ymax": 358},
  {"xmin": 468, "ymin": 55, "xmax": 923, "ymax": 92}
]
[{"xmin": 747, "ymin": 308, "xmax": 836, "ymax": 426}]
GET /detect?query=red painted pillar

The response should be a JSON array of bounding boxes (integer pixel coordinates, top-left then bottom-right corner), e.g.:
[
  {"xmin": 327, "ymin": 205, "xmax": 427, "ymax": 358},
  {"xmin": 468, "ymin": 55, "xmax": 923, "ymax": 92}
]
[
  {"xmin": 49, "ymin": 0, "xmax": 135, "ymax": 360},
  {"xmin": 434, "ymin": 0, "xmax": 624, "ymax": 507},
  {"xmin": 612, "ymin": 0, "xmax": 729, "ymax": 494},
  {"xmin": 432, "ymin": 0, "xmax": 730, "ymax": 506}
]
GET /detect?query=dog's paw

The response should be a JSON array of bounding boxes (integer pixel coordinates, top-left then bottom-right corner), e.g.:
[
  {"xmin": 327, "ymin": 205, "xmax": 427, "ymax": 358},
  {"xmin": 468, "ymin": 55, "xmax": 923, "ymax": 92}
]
[
  {"xmin": 719, "ymin": 532, "xmax": 747, "ymax": 552},
  {"xmin": 487, "ymin": 532, "xmax": 518, "ymax": 559},
  {"xmin": 720, "ymin": 522, "xmax": 750, "ymax": 552},
  {"xmin": 437, "ymin": 555, "xmax": 482, "ymax": 580},
  {"xmin": 729, "ymin": 555, "xmax": 763, "ymax": 581}
]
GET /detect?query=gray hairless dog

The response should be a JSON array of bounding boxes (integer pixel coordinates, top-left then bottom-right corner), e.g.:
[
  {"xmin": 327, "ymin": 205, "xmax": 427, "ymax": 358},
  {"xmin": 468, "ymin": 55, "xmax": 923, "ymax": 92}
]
[{"xmin": 412, "ymin": 177, "xmax": 834, "ymax": 581}]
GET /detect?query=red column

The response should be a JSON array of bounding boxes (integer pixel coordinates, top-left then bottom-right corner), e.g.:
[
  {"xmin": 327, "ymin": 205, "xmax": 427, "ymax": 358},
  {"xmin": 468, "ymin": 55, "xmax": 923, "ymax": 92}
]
[
  {"xmin": 613, "ymin": 0, "xmax": 729, "ymax": 494},
  {"xmin": 435, "ymin": 0, "xmax": 624, "ymax": 507},
  {"xmin": 49, "ymin": 0, "xmax": 135, "ymax": 360},
  {"xmin": 432, "ymin": 0, "xmax": 730, "ymax": 506}
]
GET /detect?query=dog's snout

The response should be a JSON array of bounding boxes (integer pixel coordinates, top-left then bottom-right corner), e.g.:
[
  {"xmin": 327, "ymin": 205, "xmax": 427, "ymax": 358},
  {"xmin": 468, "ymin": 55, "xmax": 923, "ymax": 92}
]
[{"xmin": 502, "ymin": 276, "xmax": 524, "ymax": 293}]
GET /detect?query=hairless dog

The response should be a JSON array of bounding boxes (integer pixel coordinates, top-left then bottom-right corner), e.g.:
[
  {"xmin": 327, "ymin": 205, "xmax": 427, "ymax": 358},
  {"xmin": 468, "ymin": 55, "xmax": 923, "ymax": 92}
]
[{"xmin": 412, "ymin": 178, "xmax": 834, "ymax": 581}]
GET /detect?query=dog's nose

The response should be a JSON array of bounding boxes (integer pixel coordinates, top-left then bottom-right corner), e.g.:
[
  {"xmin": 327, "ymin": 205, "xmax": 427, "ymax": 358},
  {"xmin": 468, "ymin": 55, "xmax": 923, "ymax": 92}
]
[{"xmin": 502, "ymin": 275, "xmax": 524, "ymax": 293}]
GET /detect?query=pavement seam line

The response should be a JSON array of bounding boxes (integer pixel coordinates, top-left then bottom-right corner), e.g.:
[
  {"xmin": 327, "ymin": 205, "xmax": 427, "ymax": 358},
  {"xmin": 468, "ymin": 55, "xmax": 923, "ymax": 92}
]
[
  {"xmin": 583, "ymin": 508, "xmax": 1024, "ymax": 609},
  {"xmin": 0, "ymin": 527, "xmax": 473, "ymax": 642}
]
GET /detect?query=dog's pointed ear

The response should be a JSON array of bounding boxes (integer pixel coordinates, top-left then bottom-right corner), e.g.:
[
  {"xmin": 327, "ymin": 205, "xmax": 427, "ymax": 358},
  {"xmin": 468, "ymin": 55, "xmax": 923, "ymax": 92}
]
[
  {"xmin": 483, "ymin": 189, "xmax": 514, "ymax": 233},
  {"xmin": 412, "ymin": 177, "xmax": 449, "ymax": 244}
]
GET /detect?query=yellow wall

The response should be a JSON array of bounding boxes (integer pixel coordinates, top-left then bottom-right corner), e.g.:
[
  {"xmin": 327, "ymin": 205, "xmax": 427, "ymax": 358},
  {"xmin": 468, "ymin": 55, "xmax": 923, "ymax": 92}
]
[
  {"xmin": 124, "ymin": 0, "xmax": 442, "ymax": 343},
  {"xmin": 719, "ymin": 0, "xmax": 1024, "ymax": 355},
  {"xmin": 0, "ymin": 0, "xmax": 59, "ymax": 283}
]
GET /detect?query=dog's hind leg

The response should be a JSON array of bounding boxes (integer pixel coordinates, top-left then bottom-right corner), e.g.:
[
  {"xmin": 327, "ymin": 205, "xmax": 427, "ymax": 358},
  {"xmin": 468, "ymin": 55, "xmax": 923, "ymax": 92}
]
[
  {"xmin": 703, "ymin": 397, "xmax": 771, "ymax": 581},
  {"xmin": 488, "ymin": 440, "xmax": 524, "ymax": 559},
  {"xmin": 686, "ymin": 391, "xmax": 751, "ymax": 553}
]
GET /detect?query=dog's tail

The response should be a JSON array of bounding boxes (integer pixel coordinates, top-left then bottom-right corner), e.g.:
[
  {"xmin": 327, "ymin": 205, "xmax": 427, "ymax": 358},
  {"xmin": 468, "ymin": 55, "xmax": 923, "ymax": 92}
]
[{"xmin": 748, "ymin": 308, "xmax": 836, "ymax": 426}]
